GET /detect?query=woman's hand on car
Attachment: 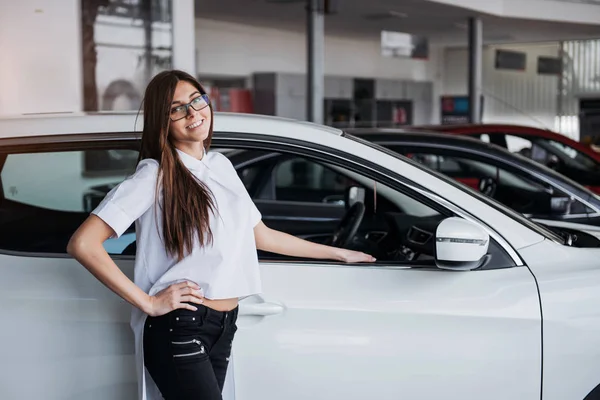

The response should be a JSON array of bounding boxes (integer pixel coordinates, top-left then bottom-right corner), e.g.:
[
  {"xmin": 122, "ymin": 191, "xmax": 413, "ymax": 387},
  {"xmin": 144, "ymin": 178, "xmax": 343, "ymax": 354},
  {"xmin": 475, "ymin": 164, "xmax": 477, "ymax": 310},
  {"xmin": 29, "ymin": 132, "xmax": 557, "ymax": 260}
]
[{"xmin": 335, "ymin": 248, "xmax": 377, "ymax": 263}]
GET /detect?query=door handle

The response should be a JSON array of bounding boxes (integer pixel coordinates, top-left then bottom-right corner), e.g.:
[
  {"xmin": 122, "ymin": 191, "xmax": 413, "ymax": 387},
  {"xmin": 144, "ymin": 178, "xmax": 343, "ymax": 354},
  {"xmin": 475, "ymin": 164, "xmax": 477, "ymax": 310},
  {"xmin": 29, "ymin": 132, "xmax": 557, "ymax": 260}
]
[{"xmin": 239, "ymin": 302, "xmax": 284, "ymax": 316}]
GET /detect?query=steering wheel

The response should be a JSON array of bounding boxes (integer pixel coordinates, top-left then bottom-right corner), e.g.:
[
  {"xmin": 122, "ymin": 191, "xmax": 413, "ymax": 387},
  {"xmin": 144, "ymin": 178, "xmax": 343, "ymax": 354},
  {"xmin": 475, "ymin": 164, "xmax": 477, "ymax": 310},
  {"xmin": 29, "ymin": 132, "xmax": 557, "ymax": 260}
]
[
  {"xmin": 331, "ymin": 202, "xmax": 365, "ymax": 248},
  {"xmin": 478, "ymin": 177, "xmax": 497, "ymax": 197}
]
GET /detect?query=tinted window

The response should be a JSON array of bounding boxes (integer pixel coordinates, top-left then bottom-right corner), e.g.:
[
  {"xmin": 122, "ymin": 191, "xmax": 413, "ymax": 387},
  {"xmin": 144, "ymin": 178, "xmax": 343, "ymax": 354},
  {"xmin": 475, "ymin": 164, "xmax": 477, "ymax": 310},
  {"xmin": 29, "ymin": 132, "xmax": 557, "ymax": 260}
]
[
  {"xmin": 0, "ymin": 137, "xmax": 518, "ymax": 269},
  {"xmin": 404, "ymin": 150, "xmax": 593, "ymax": 217},
  {"xmin": 273, "ymin": 157, "xmax": 359, "ymax": 203},
  {"xmin": 541, "ymin": 139, "xmax": 598, "ymax": 171},
  {"xmin": 410, "ymin": 154, "xmax": 462, "ymax": 175},
  {"xmin": 238, "ymin": 164, "xmax": 261, "ymax": 191},
  {"xmin": 484, "ymin": 132, "xmax": 599, "ymax": 172},
  {"xmin": 346, "ymin": 134, "xmax": 566, "ymax": 244}
]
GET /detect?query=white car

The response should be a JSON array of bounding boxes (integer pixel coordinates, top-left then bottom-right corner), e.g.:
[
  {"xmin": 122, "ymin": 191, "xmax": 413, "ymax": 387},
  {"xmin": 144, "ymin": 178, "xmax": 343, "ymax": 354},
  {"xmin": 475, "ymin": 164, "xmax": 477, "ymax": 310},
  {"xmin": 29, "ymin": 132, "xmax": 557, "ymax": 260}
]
[{"xmin": 0, "ymin": 112, "xmax": 599, "ymax": 400}]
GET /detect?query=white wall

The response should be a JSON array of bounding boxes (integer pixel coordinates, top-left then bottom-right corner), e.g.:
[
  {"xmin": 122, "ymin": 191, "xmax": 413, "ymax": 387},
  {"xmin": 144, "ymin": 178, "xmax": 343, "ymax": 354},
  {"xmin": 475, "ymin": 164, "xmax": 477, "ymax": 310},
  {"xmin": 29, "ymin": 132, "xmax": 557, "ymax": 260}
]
[
  {"xmin": 443, "ymin": 43, "xmax": 560, "ymax": 129},
  {"xmin": 194, "ymin": 18, "xmax": 444, "ymax": 122},
  {"xmin": 0, "ymin": 0, "xmax": 83, "ymax": 115},
  {"xmin": 94, "ymin": 15, "xmax": 173, "ymax": 110},
  {"xmin": 0, "ymin": 3, "xmax": 441, "ymax": 118},
  {"xmin": 0, "ymin": 0, "xmax": 196, "ymax": 116},
  {"xmin": 195, "ymin": 18, "xmax": 438, "ymax": 81}
]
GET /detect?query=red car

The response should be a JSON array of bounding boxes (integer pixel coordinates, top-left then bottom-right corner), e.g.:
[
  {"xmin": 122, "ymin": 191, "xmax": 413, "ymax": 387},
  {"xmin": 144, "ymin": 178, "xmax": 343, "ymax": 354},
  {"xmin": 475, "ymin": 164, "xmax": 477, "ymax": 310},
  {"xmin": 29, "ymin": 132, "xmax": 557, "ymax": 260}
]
[{"xmin": 414, "ymin": 124, "xmax": 600, "ymax": 194}]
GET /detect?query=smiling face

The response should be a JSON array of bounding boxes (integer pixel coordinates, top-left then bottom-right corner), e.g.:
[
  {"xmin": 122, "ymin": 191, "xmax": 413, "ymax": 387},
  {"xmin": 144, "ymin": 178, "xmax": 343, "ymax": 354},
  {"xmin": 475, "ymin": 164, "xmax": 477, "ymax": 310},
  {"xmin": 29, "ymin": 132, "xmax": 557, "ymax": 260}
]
[{"xmin": 168, "ymin": 80, "xmax": 212, "ymax": 156}]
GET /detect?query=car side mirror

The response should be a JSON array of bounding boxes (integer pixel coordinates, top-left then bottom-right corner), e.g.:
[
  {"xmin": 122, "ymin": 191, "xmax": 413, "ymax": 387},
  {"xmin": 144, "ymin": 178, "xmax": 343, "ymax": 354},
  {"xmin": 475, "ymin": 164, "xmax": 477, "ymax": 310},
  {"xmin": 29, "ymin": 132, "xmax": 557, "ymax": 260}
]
[{"xmin": 435, "ymin": 217, "xmax": 490, "ymax": 271}]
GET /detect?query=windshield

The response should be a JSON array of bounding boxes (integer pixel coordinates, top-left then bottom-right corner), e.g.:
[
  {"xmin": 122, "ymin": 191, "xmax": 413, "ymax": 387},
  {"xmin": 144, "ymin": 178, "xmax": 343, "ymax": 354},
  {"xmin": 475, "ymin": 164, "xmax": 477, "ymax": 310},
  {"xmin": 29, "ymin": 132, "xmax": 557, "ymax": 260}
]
[{"xmin": 343, "ymin": 133, "xmax": 566, "ymax": 245}]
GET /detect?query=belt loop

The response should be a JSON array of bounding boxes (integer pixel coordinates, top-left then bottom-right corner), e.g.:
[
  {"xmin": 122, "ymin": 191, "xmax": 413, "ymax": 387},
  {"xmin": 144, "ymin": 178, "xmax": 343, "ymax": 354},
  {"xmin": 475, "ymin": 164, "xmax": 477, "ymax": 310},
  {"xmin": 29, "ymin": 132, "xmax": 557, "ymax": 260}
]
[
  {"xmin": 227, "ymin": 307, "xmax": 237, "ymax": 327},
  {"xmin": 204, "ymin": 305, "xmax": 216, "ymax": 322}
]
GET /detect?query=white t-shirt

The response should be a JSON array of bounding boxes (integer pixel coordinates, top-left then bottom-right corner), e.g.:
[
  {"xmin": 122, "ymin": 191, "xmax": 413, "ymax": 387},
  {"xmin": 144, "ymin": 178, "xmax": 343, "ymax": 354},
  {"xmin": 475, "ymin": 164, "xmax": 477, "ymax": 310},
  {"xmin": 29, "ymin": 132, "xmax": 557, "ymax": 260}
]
[{"xmin": 92, "ymin": 148, "xmax": 262, "ymax": 400}]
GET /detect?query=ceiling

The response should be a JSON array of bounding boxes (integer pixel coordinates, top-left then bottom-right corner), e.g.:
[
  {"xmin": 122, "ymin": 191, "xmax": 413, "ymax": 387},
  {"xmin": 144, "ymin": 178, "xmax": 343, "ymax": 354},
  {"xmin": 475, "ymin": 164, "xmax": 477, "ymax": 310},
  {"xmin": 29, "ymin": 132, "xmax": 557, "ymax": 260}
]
[
  {"xmin": 194, "ymin": 0, "xmax": 600, "ymax": 46},
  {"xmin": 547, "ymin": 0, "xmax": 600, "ymax": 4}
]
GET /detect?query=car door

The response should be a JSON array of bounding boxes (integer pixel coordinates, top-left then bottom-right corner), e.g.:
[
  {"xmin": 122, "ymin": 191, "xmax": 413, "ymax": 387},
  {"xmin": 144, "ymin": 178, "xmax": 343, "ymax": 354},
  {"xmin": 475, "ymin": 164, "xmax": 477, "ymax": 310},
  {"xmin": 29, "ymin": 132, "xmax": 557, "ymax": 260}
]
[
  {"xmin": 0, "ymin": 140, "xmax": 139, "ymax": 399},
  {"xmin": 228, "ymin": 141, "xmax": 542, "ymax": 400}
]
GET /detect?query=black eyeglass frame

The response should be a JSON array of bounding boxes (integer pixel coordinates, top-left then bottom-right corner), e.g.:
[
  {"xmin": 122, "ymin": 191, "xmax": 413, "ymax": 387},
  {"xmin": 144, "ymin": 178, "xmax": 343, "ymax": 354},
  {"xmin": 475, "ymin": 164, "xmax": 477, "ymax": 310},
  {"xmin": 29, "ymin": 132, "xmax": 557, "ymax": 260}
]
[{"xmin": 169, "ymin": 93, "xmax": 211, "ymax": 122}]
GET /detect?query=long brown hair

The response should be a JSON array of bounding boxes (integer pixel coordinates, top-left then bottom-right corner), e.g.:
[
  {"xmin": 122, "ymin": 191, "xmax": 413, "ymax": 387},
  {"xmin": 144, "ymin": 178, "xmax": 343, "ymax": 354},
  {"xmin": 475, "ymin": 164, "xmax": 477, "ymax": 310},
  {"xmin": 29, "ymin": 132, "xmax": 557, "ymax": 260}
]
[{"xmin": 139, "ymin": 70, "xmax": 216, "ymax": 261}]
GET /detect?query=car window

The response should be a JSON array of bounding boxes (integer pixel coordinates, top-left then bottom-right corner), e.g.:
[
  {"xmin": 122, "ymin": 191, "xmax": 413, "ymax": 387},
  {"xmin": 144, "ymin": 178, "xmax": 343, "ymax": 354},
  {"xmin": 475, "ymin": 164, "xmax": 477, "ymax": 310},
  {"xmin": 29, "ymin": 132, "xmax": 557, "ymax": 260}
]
[
  {"xmin": 0, "ymin": 148, "xmax": 138, "ymax": 255},
  {"xmin": 482, "ymin": 134, "xmax": 552, "ymax": 165},
  {"xmin": 273, "ymin": 157, "xmax": 359, "ymax": 204},
  {"xmin": 247, "ymin": 139, "xmax": 516, "ymax": 269},
  {"xmin": 505, "ymin": 135, "xmax": 535, "ymax": 155},
  {"xmin": 2, "ymin": 149, "xmax": 136, "ymax": 212},
  {"xmin": 239, "ymin": 152, "xmax": 438, "ymax": 217},
  {"xmin": 411, "ymin": 154, "xmax": 462, "ymax": 175},
  {"xmin": 478, "ymin": 133, "xmax": 552, "ymax": 163},
  {"xmin": 405, "ymin": 151, "xmax": 593, "ymax": 217},
  {"xmin": 537, "ymin": 138, "xmax": 598, "ymax": 171},
  {"xmin": 348, "ymin": 134, "xmax": 566, "ymax": 245},
  {"xmin": 239, "ymin": 164, "xmax": 262, "ymax": 191},
  {"xmin": 0, "ymin": 137, "xmax": 517, "ymax": 269},
  {"xmin": 474, "ymin": 132, "xmax": 507, "ymax": 148},
  {"xmin": 483, "ymin": 133, "xmax": 598, "ymax": 172},
  {"xmin": 224, "ymin": 147, "xmax": 470, "ymax": 265}
]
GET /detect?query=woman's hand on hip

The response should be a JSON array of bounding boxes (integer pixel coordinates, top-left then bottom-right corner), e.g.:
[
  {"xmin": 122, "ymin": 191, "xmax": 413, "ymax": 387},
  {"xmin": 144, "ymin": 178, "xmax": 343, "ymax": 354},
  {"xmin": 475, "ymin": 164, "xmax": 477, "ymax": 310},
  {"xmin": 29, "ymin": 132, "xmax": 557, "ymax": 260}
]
[{"xmin": 146, "ymin": 281, "xmax": 204, "ymax": 316}]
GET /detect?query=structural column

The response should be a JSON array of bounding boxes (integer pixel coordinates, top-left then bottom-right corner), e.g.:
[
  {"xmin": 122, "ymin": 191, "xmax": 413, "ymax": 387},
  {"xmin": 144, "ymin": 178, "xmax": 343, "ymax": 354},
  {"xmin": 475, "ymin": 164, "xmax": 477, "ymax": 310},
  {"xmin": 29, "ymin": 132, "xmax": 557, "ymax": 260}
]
[
  {"xmin": 307, "ymin": 0, "xmax": 325, "ymax": 123},
  {"xmin": 172, "ymin": 0, "xmax": 197, "ymax": 75},
  {"xmin": 468, "ymin": 17, "xmax": 483, "ymax": 123}
]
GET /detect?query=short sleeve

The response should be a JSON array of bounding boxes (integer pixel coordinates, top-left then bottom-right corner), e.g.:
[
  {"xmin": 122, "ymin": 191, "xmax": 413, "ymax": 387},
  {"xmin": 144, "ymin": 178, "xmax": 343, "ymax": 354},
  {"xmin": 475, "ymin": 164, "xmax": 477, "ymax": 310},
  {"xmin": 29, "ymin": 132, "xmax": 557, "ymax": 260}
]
[
  {"xmin": 91, "ymin": 159, "xmax": 159, "ymax": 238},
  {"xmin": 247, "ymin": 193, "xmax": 262, "ymax": 227},
  {"xmin": 213, "ymin": 152, "xmax": 262, "ymax": 227}
]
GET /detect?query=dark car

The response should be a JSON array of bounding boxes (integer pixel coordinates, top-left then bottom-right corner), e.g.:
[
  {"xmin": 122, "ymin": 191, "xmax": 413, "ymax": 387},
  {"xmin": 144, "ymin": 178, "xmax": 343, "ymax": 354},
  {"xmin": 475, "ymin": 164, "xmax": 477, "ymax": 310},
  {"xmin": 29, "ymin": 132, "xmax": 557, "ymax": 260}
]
[
  {"xmin": 414, "ymin": 124, "xmax": 600, "ymax": 194},
  {"xmin": 345, "ymin": 128, "xmax": 600, "ymax": 227}
]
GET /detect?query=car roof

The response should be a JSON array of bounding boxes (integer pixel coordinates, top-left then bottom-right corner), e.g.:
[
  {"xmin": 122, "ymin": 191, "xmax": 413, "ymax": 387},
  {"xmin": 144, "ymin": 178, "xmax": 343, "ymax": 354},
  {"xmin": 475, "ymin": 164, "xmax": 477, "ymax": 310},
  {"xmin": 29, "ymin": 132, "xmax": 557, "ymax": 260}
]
[
  {"xmin": 345, "ymin": 127, "xmax": 548, "ymax": 162},
  {"xmin": 0, "ymin": 111, "xmax": 343, "ymax": 139},
  {"xmin": 346, "ymin": 127, "xmax": 543, "ymax": 165},
  {"xmin": 346, "ymin": 128, "xmax": 502, "ymax": 149},
  {"xmin": 412, "ymin": 123, "xmax": 554, "ymax": 133}
]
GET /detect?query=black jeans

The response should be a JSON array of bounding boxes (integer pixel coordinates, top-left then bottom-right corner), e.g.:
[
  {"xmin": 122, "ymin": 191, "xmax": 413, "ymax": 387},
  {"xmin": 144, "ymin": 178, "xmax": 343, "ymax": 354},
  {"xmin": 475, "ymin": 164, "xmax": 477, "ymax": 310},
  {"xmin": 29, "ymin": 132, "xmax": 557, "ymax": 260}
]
[{"xmin": 143, "ymin": 304, "xmax": 238, "ymax": 400}]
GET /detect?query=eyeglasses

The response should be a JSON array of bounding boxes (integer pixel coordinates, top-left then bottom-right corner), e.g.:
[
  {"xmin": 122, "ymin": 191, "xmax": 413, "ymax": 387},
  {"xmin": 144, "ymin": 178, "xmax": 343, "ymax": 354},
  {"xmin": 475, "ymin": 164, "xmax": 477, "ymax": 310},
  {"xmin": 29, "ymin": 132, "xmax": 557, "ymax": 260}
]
[{"xmin": 170, "ymin": 94, "xmax": 210, "ymax": 121}]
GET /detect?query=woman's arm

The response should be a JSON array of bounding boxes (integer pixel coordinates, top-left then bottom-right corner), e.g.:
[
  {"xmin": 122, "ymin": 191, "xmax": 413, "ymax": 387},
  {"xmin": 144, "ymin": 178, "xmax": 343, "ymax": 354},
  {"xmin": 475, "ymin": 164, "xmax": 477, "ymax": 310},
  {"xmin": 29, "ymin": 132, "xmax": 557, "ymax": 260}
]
[
  {"xmin": 253, "ymin": 221, "xmax": 375, "ymax": 263},
  {"xmin": 67, "ymin": 215, "xmax": 204, "ymax": 316}
]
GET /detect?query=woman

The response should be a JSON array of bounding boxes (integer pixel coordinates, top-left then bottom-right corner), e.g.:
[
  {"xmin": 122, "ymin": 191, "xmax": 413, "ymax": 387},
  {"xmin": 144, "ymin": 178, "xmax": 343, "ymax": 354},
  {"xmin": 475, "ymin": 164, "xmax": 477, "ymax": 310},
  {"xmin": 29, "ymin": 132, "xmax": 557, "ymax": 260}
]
[{"xmin": 67, "ymin": 69, "xmax": 375, "ymax": 400}]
